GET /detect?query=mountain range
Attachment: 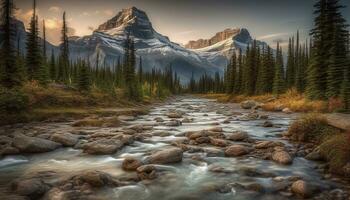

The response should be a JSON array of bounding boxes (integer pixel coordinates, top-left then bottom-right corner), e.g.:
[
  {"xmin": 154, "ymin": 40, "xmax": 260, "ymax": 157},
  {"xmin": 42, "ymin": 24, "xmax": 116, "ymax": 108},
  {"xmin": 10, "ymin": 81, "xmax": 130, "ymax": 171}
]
[{"xmin": 3, "ymin": 7, "xmax": 268, "ymax": 83}]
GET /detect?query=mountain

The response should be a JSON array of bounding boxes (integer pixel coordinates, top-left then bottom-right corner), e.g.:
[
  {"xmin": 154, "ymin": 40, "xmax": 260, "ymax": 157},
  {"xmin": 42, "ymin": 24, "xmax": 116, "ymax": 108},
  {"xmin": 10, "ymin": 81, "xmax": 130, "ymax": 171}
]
[
  {"xmin": 0, "ymin": 18, "xmax": 57, "ymax": 56},
  {"xmin": 69, "ymin": 7, "xmax": 221, "ymax": 82},
  {"xmin": 186, "ymin": 28, "xmax": 267, "ymax": 67}
]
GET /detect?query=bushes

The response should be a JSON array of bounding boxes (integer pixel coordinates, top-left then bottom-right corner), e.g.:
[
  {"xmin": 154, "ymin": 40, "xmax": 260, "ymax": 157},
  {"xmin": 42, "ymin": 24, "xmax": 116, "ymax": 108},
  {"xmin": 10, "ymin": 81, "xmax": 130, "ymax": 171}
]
[
  {"xmin": 319, "ymin": 134, "xmax": 350, "ymax": 174},
  {"xmin": 0, "ymin": 87, "xmax": 29, "ymax": 114},
  {"xmin": 287, "ymin": 114, "xmax": 339, "ymax": 142}
]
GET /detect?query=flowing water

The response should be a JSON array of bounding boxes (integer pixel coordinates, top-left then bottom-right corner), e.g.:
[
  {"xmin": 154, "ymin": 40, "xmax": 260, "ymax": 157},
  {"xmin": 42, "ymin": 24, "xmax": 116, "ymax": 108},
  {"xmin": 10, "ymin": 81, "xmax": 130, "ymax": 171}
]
[{"xmin": 0, "ymin": 97, "xmax": 345, "ymax": 199}]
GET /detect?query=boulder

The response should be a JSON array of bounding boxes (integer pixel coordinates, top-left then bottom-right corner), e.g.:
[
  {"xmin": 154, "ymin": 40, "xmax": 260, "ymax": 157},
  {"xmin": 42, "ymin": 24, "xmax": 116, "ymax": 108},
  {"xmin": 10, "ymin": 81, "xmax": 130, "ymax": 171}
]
[
  {"xmin": 82, "ymin": 139, "xmax": 123, "ymax": 155},
  {"xmin": 165, "ymin": 120, "xmax": 182, "ymax": 127},
  {"xmin": 137, "ymin": 165, "xmax": 157, "ymax": 180},
  {"xmin": 291, "ymin": 180, "xmax": 318, "ymax": 198},
  {"xmin": 240, "ymin": 100, "xmax": 260, "ymax": 109},
  {"xmin": 262, "ymin": 121, "xmax": 273, "ymax": 127},
  {"xmin": 210, "ymin": 138, "xmax": 228, "ymax": 147},
  {"xmin": 166, "ymin": 112, "xmax": 183, "ymax": 119},
  {"xmin": 208, "ymin": 127, "xmax": 223, "ymax": 132},
  {"xmin": 255, "ymin": 141, "xmax": 284, "ymax": 149},
  {"xmin": 227, "ymin": 131, "xmax": 249, "ymax": 141},
  {"xmin": 225, "ymin": 145, "xmax": 250, "ymax": 157},
  {"xmin": 118, "ymin": 115, "xmax": 136, "ymax": 121},
  {"xmin": 13, "ymin": 134, "xmax": 61, "ymax": 153},
  {"xmin": 154, "ymin": 117, "xmax": 164, "ymax": 123},
  {"xmin": 282, "ymin": 108, "xmax": 292, "ymax": 114},
  {"xmin": 324, "ymin": 113, "xmax": 350, "ymax": 131},
  {"xmin": 50, "ymin": 133, "xmax": 80, "ymax": 147},
  {"xmin": 13, "ymin": 178, "xmax": 49, "ymax": 199},
  {"xmin": 305, "ymin": 151, "xmax": 323, "ymax": 161},
  {"xmin": 196, "ymin": 137, "xmax": 211, "ymax": 144},
  {"xmin": 182, "ymin": 118, "xmax": 193, "ymax": 123},
  {"xmin": 122, "ymin": 157, "xmax": 143, "ymax": 171},
  {"xmin": 147, "ymin": 148, "xmax": 183, "ymax": 164},
  {"xmin": 271, "ymin": 150, "xmax": 293, "ymax": 165}
]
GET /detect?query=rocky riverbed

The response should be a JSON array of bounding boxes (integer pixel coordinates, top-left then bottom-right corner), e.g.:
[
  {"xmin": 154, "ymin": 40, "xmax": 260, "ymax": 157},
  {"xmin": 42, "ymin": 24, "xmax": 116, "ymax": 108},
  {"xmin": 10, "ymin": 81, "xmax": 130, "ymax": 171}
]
[{"xmin": 0, "ymin": 96, "xmax": 349, "ymax": 200}]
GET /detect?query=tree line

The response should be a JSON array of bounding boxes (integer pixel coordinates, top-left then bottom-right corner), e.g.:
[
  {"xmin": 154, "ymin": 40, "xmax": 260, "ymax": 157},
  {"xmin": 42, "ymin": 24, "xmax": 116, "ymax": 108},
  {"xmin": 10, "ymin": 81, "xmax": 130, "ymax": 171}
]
[
  {"xmin": 0, "ymin": 0, "xmax": 182, "ymax": 113},
  {"xmin": 190, "ymin": 0, "xmax": 350, "ymax": 111}
]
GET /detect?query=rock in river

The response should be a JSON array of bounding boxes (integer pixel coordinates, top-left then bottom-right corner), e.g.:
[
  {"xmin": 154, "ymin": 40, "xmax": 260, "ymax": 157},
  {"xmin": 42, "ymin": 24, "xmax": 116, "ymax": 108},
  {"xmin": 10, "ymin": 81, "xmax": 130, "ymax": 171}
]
[
  {"xmin": 225, "ymin": 145, "xmax": 250, "ymax": 157},
  {"xmin": 83, "ymin": 139, "xmax": 124, "ymax": 155},
  {"xmin": 271, "ymin": 150, "xmax": 293, "ymax": 165},
  {"xmin": 291, "ymin": 180, "xmax": 318, "ymax": 198},
  {"xmin": 50, "ymin": 132, "xmax": 80, "ymax": 147},
  {"xmin": 137, "ymin": 165, "xmax": 157, "ymax": 180},
  {"xmin": 147, "ymin": 148, "xmax": 183, "ymax": 164},
  {"xmin": 227, "ymin": 131, "xmax": 249, "ymax": 141},
  {"xmin": 13, "ymin": 134, "xmax": 61, "ymax": 153},
  {"xmin": 122, "ymin": 157, "xmax": 143, "ymax": 171}
]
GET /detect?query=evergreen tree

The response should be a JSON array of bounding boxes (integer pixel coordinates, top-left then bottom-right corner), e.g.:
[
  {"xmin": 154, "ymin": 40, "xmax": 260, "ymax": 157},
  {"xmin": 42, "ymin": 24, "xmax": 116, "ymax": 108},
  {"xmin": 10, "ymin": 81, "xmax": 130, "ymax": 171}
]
[
  {"xmin": 138, "ymin": 57, "xmax": 143, "ymax": 83},
  {"xmin": 26, "ymin": 0, "xmax": 42, "ymax": 81},
  {"xmin": 234, "ymin": 48, "xmax": 243, "ymax": 93},
  {"xmin": 58, "ymin": 11, "xmax": 69, "ymax": 83},
  {"xmin": 77, "ymin": 61, "xmax": 91, "ymax": 91},
  {"xmin": 0, "ymin": 0, "xmax": 23, "ymax": 88},
  {"xmin": 286, "ymin": 37, "xmax": 295, "ymax": 88},
  {"xmin": 49, "ymin": 50, "xmax": 56, "ymax": 80},
  {"xmin": 273, "ymin": 42, "xmax": 285, "ymax": 95}
]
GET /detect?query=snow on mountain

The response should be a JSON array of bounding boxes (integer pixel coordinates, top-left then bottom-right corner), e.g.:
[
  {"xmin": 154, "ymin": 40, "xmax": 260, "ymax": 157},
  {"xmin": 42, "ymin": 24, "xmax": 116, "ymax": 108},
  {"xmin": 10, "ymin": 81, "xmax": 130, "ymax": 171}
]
[{"xmin": 69, "ymin": 7, "xmax": 221, "ymax": 83}]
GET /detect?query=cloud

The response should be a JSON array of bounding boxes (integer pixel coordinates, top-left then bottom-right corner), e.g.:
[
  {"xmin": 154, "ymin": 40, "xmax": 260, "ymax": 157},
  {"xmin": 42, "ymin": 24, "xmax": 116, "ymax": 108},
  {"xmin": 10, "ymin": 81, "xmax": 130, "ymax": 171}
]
[
  {"xmin": 48, "ymin": 6, "xmax": 61, "ymax": 13},
  {"xmin": 176, "ymin": 30, "xmax": 196, "ymax": 35},
  {"xmin": 257, "ymin": 33, "xmax": 289, "ymax": 40},
  {"xmin": 273, "ymin": 38, "xmax": 287, "ymax": 43}
]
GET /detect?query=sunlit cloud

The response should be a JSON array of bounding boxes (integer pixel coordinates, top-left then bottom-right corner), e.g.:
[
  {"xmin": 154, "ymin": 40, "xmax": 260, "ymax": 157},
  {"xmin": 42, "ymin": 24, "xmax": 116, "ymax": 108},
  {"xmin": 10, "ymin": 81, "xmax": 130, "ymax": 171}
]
[
  {"xmin": 257, "ymin": 33, "xmax": 289, "ymax": 40},
  {"xmin": 103, "ymin": 10, "xmax": 114, "ymax": 16}
]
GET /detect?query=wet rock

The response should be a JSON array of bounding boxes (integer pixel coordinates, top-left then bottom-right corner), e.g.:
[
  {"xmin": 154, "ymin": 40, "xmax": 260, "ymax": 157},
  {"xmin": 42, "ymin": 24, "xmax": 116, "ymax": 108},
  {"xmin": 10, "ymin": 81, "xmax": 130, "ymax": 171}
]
[
  {"xmin": 50, "ymin": 132, "xmax": 80, "ymax": 147},
  {"xmin": 305, "ymin": 150, "xmax": 323, "ymax": 161},
  {"xmin": 291, "ymin": 180, "xmax": 318, "ymax": 198},
  {"xmin": 225, "ymin": 145, "xmax": 250, "ymax": 157},
  {"xmin": 165, "ymin": 120, "xmax": 182, "ymax": 127},
  {"xmin": 227, "ymin": 131, "xmax": 249, "ymax": 141},
  {"xmin": 111, "ymin": 134, "xmax": 134, "ymax": 145},
  {"xmin": 271, "ymin": 150, "xmax": 293, "ymax": 165},
  {"xmin": 0, "ymin": 146, "xmax": 19, "ymax": 155},
  {"xmin": 182, "ymin": 118, "xmax": 193, "ymax": 123},
  {"xmin": 208, "ymin": 127, "xmax": 223, "ymax": 132},
  {"xmin": 77, "ymin": 170, "xmax": 120, "ymax": 187},
  {"xmin": 245, "ymin": 183, "xmax": 265, "ymax": 193},
  {"xmin": 196, "ymin": 136, "xmax": 211, "ymax": 144},
  {"xmin": 12, "ymin": 178, "xmax": 49, "ymax": 199},
  {"xmin": 342, "ymin": 163, "xmax": 350, "ymax": 177},
  {"xmin": 262, "ymin": 121, "xmax": 273, "ymax": 127},
  {"xmin": 0, "ymin": 135, "xmax": 12, "ymax": 145},
  {"xmin": 203, "ymin": 148, "xmax": 224, "ymax": 157},
  {"xmin": 255, "ymin": 141, "xmax": 284, "ymax": 149},
  {"xmin": 282, "ymin": 108, "xmax": 292, "ymax": 114},
  {"xmin": 13, "ymin": 134, "xmax": 61, "ymax": 153},
  {"xmin": 241, "ymin": 100, "xmax": 260, "ymax": 109},
  {"xmin": 118, "ymin": 115, "xmax": 136, "ymax": 121},
  {"xmin": 152, "ymin": 131, "xmax": 171, "ymax": 137},
  {"xmin": 122, "ymin": 157, "xmax": 143, "ymax": 171},
  {"xmin": 210, "ymin": 138, "xmax": 228, "ymax": 147},
  {"xmin": 239, "ymin": 167, "xmax": 276, "ymax": 178},
  {"xmin": 166, "ymin": 112, "xmax": 183, "ymax": 119},
  {"xmin": 137, "ymin": 165, "xmax": 157, "ymax": 180},
  {"xmin": 147, "ymin": 148, "xmax": 183, "ymax": 164},
  {"xmin": 122, "ymin": 129, "xmax": 137, "ymax": 135},
  {"xmin": 82, "ymin": 139, "xmax": 123, "ymax": 155},
  {"xmin": 154, "ymin": 117, "xmax": 164, "ymax": 122}
]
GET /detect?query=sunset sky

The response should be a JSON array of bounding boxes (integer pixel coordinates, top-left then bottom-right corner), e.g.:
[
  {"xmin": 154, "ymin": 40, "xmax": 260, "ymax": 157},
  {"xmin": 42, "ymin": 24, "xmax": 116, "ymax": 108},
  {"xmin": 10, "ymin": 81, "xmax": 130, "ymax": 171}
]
[{"xmin": 14, "ymin": 0, "xmax": 350, "ymax": 47}]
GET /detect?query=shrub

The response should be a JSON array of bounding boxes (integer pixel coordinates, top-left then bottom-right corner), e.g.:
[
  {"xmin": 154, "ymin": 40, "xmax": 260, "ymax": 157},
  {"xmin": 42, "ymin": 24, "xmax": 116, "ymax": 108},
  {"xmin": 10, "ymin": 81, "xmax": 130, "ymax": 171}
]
[
  {"xmin": 287, "ymin": 114, "xmax": 340, "ymax": 142},
  {"xmin": 319, "ymin": 133, "xmax": 350, "ymax": 174},
  {"xmin": 0, "ymin": 87, "xmax": 29, "ymax": 114}
]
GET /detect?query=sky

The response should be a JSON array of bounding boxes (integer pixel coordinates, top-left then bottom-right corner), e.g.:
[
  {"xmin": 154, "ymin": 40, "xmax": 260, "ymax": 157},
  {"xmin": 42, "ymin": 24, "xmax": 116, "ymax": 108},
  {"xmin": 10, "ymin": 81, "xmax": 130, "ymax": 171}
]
[{"xmin": 14, "ymin": 0, "xmax": 350, "ymax": 47}]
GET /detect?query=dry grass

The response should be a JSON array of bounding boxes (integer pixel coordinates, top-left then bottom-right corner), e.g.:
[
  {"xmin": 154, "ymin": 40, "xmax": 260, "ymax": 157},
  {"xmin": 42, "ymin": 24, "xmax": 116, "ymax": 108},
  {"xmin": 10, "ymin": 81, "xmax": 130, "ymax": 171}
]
[
  {"xmin": 288, "ymin": 114, "xmax": 340, "ymax": 142},
  {"xmin": 72, "ymin": 117, "xmax": 123, "ymax": 127},
  {"xmin": 319, "ymin": 133, "xmax": 350, "ymax": 174}
]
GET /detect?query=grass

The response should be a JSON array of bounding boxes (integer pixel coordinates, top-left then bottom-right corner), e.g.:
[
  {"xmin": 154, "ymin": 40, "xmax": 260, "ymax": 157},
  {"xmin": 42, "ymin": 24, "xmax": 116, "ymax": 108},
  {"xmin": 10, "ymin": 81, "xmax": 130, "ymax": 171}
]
[
  {"xmin": 202, "ymin": 89, "xmax": 328, "ymax": 113},
  {"xmin": 288, "ymin": 114, "xmax": 350, "ymax": 176},
  {"xmin": 319, "ymin": 133, "xmax": 350, "ymax": 175},
  {"xmin": 287, "ymin": 114, "xmax": 340, "ymax": 142}
]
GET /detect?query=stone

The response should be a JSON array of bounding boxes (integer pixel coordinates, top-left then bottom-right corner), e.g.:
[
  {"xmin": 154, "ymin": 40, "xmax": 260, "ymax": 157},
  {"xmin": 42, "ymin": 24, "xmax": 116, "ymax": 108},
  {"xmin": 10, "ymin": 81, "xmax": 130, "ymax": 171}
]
[
  {"xmin": 182, "ymin": 118, "xmax": 193, "ymax": 123},
  {"xmin": 305, "ymin": 151, "xmax": 323, "ymax": 161},
  {"xmin": 78, "ymin": 170, "xmax": 114, "ymax": 187},
  {"xmin": 13, "ymin": 134, "xmax": 61, "ymax": 153},
  {"xmin": 83, "ymin": 139, "xmax": 123, "ymax": 155},
  {"xmin": 210, "ymin": 138, "xmax": 228, "ymax": 147},
  {"xmin": 118, "ymin": 115, "xmax": 136, "ymax": 121},
  {"xmin": 147, "ymin": 148, "xmax": 183, "ymax": 164},
  {"xmin": 122, "ymin": 157, "xmax": 142, "ymax": 171},
  {"xmin": 154, "ymin": 117, "xmax": 164, "ymax": 122},
  {"xmin": 165, "ymin": 120, "xmax": 182, "ymax": 127},
  {"xmin": 291, "ymin": 180, "xmax": 318, "ymax": 198},
  {"xmin": 0, "ymin": 146, "xmax": 19, "ymax": 155},
  {"xmin": 262, "ymin": 121, "xmax": 273, "ymax": 127},
  {"xmin": 208, "ymin": 127, "xmax": 223, "ymax": 132},
  {"xmin": 50, "ymin": 133, "xmax": 80, "ymax": 147},
  {"xmin": 282, "ymin": 108, "xmax": 292, "ymax": 114},
  {"xmin": 166, "ymin": 112, "xmax": 183, "ymax": 119},
  {"xmin": 240, "ymin": 100, "xmax": 260, "ymax": 109},
  {"xmin": 196, "ymin": 136, "xmax": 211, "ymax": 144},
  {"xmin": 271, "ymin": 150, "xmax": 293, "ymax": 165},
  {"xmin": 13, "ymin": 178, "xmax": 49, "ymax": 198},
  {"xmin": 255, "ymin": 141, "xmax": 284, "ymax": 149},
  {"xmin": 227, "ymin": 131, "xmax": 249, "ymax": 141},
  {"xmin": 137, "ymin": 165, "xmax": 157, "ymax": 180},
  {"xmin": 225, "ymin": 145, "xmax": 250, "ymax": 157},
  {"xmin": 152, "ymin": 131, "xmax": 171, "ymax": 137}
]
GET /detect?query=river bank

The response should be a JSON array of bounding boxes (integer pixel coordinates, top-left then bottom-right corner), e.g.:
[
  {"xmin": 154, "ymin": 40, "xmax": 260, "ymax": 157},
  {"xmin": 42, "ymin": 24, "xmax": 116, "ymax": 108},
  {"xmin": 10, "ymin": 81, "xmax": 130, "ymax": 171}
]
[{"xmin": 0, "ymin": 96, "xmax": 349, "ymax": 199}]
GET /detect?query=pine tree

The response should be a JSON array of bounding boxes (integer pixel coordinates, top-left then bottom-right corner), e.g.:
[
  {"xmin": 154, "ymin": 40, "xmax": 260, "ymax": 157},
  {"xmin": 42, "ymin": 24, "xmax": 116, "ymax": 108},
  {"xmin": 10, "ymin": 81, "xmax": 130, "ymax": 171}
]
[
  {"xmin": 26, "ymin": 0, "xmax": 42, "ymax": 81},
  {"xmin": 0, "ymin": 0, "xmax": 23, "ymax": 88},
  {"xmin": 273, "ymin": 42, "xmax": 285, "ymax": 95},
  {"xmin": 42, "ymin": 19, "xmax": 47, "ymax": 59},
  {"xmin": 77, "ymin": 61, "xmax": 91, "ymax": 91},
  {"xmin": 326, "ymin": 0, "xmax": 348, "ymax": 98},
  {"xmin": 58, "ymin": 11, "xmax": 69, "ymax": 83},
  {"xmin": 49, "ymin": 50, "xmax": 56, "ymax": 80},
  {"xmin": 234, "ymin": 48, "xmax": 243, "ymax": 94},
  {"xmin": 286, "ymin": 37, "xmax": 295, "ymax": 88},
  {"xmin": 138, "ymin": 57, "xmax": 143, "ymax": 83}
]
